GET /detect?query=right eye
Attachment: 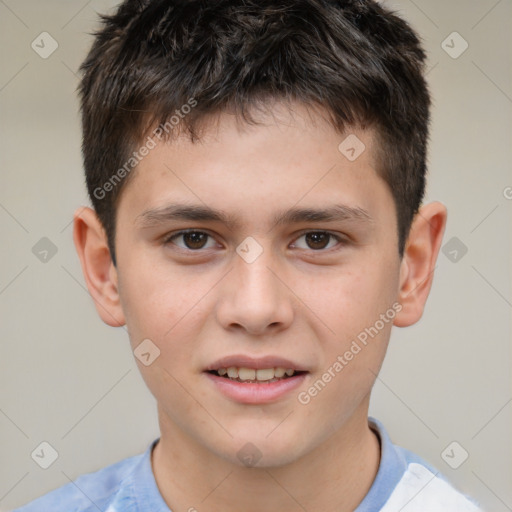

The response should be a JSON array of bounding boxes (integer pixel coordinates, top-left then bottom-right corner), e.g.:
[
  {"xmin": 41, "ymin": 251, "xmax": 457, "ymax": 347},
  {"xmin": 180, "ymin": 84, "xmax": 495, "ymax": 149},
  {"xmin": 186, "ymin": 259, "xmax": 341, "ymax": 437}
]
[{"xmin": 164, "ymin": 230, "xmax": 218, "ymax": 250}]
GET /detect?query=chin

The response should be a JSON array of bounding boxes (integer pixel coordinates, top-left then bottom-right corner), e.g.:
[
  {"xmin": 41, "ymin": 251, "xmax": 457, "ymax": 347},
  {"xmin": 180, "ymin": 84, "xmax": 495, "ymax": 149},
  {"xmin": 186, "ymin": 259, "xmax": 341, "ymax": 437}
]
[{"xmin": 214, "ymin": 425, "xmax": 312, "ymax": 469}]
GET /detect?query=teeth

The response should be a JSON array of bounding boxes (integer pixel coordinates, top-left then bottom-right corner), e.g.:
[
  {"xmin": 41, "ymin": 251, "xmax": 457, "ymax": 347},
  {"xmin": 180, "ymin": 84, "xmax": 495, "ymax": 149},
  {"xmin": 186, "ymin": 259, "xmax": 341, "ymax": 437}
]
[
  {"xmin": 256, "ymin": 368, "xmax": 275, "ymax": 381},
  {"xmin": 215, "ymin": 367, "xmax": 296, "ymax": 382},
  {"xmin": 238, "ymin": 368, "xmax": 256, "ymax": 380},
  {"xmin": 274, "ymin": 367, "xmax": 286, "ymax": 378}
]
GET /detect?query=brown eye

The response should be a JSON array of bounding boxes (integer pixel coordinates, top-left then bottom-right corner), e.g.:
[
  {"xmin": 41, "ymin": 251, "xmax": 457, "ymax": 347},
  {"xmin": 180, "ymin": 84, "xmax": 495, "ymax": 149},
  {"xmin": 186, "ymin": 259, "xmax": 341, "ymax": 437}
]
[
  {"xmin": 292, "ymin": 231, "xmax": 342, "ymax": 251},
  {"xmin": 305, "ymin": 232, "xmax": 331, "ymax": 250},
  {"xmin": 183, "ymin": 232, "xmax": 208, "ymax": 249},
  {"xmin": 167, "ymin": 231, "xmax": 216, "ymax": 250}
]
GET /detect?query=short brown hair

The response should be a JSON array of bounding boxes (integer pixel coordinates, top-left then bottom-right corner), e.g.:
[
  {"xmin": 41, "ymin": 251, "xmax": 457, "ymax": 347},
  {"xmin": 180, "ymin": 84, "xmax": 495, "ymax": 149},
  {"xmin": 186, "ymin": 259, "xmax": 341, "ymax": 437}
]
[{"xmin": 79, "ymin": 0, "xmax": 431, "ymax": 265}]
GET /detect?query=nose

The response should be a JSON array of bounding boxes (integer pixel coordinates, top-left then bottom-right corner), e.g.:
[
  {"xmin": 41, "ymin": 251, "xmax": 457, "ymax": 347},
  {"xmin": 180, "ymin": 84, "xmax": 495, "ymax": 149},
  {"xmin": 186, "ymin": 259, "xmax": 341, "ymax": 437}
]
[{"xmin": 215, "ymin": 248, "xmax": 294, "ymax": 336}]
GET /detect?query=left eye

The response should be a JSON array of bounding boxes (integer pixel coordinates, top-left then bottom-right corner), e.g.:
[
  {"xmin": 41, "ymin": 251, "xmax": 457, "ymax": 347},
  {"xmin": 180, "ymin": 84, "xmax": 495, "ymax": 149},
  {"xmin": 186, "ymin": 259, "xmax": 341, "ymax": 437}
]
[
  {"xmin": 166, "ymin": 231, "xmax": 217, "ymax": 250},
  {"xmin": 292, "ymin": 232, "xmax": 341, "ymax": 250}
]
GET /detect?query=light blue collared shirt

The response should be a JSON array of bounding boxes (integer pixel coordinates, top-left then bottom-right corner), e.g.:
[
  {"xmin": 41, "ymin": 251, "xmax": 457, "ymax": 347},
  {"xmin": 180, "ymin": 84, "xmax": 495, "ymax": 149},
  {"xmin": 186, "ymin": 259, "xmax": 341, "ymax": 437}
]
[{"xmin": 12, "ymin": 418, "xmax": 482, "ymax": 511}]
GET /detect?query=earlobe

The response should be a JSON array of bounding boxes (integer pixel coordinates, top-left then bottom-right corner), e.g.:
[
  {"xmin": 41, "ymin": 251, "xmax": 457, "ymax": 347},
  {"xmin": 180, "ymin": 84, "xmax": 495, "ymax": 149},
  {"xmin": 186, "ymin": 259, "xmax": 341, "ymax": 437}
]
[
  {"xmin": 394, "ymin": 202, "xmax": 447, "ymax": 328},
  {"xmin": 73, "ymin": 207, "xmax": 126, "ymax": 327}
]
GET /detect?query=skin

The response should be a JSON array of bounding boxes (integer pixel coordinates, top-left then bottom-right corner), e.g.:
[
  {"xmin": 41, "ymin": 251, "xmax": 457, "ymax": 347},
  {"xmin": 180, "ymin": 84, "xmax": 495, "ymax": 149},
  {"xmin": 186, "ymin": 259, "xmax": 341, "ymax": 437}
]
[{"xmin": 74, "ymin": 102, "xmax": 446, "ymax": 512}]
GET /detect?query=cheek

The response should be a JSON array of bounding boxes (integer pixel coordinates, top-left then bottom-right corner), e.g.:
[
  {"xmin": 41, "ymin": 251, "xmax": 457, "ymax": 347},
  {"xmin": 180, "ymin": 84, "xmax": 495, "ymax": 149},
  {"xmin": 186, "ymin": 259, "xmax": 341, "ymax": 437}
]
[
  {"xmin": 303, "ymin": 260, "xmax": 399, "ymax": 334},
  {"xmin": 118, "ymin": 257, "xmax": 204, "ymax": 344},
  {"xmin": 298, "ymin": 254, "xmax": 400, "ymax": 389},
  {"xmin": 296, "ymin": 278, "xmax": 395, "ymax": 426}
]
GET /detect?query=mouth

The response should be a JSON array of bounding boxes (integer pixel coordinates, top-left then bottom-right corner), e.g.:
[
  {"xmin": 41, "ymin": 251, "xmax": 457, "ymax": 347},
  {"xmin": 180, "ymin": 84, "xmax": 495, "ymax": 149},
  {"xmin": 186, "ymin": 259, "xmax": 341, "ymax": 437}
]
[
  {"xmin": 207, "ymin": 366, "xmax": 307, "ymax": 383},
  {"xmin": 204, "ymin": 356, "xmax": 309, "ymax": 404}
]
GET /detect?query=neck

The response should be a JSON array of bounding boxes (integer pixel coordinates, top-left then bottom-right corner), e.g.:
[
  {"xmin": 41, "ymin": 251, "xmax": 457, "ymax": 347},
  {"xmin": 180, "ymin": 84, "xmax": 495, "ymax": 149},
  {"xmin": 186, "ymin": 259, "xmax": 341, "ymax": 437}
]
[{"xmin": 152, "ymin": 405, "xmax": 381, "ymax": 512}]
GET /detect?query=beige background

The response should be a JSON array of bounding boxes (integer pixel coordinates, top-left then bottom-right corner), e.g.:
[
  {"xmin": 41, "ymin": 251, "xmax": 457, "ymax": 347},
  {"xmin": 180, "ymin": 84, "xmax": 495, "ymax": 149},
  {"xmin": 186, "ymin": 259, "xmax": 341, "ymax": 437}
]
[{"xmin": 0, "ymin": 0, "xmax": 510, "ymax": 510}]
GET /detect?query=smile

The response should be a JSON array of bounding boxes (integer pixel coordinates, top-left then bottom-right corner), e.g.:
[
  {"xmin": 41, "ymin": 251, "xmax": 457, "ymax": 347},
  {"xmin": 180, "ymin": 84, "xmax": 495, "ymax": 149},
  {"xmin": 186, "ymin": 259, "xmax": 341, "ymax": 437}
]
[
  {"xmin": 204, "ymin": 356, "xmax": 309, "ymax": 404},
  {"xmin": 209, "ymin": 366, "xmax": 303, "ymax": 383}
]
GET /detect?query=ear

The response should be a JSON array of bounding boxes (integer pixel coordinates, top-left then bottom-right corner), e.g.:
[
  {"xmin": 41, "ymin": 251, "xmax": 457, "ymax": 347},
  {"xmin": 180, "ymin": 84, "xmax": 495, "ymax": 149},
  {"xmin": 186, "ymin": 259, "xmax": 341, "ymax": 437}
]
[
  {"xmin": 394, "ymin": 202, "xmax": 447, "ymax": 327},
  {"xmin": 73, "ymin": 207, "xmax": 126, "ymax": 327}
]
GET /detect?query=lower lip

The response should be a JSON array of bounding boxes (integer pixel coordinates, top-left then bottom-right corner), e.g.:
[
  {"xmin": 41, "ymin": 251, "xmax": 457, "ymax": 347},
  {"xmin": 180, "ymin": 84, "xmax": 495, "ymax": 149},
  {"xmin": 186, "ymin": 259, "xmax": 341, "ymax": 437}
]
[{"xmin": 205, "ymin": 372, "xmax": 307, "ymax": 404}]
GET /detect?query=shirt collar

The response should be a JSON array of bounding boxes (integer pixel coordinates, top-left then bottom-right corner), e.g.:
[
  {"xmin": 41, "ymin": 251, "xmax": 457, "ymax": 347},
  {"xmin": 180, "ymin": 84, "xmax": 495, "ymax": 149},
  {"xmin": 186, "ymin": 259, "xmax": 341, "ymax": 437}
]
[
  {"xmin": 354, "ymin": 416, "xmax": 409, "ymax": 511},
  {"xmin": 107, "ymin": 438, "xmax": 171, "ymax": 512},
  {"xmin": 112, "ymin": 417, "xmax": 404, "ymax": 511}
]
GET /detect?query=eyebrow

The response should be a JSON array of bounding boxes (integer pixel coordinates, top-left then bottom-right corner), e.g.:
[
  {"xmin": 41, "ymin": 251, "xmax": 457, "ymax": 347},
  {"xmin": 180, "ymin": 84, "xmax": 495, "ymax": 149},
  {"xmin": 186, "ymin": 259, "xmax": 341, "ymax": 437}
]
[{"xmin": 135, "ymin": 203, "xmax": 373, "ymax": 230}]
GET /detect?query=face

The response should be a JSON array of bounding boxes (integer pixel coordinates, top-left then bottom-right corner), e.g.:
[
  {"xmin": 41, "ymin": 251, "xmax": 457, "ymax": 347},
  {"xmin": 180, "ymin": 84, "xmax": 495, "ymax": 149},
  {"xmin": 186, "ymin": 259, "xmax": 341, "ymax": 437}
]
[{"xmin": 113, "ymin": 103, "xmax": 402, "ymax": 467}]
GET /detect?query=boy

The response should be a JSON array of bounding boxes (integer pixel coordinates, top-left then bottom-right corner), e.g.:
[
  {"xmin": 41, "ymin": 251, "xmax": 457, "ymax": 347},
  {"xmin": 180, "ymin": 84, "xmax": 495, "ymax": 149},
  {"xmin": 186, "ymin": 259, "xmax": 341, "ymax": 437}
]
[{"xmin": 14, "ymin": 0, "xmax": 483, "ymax": 510}]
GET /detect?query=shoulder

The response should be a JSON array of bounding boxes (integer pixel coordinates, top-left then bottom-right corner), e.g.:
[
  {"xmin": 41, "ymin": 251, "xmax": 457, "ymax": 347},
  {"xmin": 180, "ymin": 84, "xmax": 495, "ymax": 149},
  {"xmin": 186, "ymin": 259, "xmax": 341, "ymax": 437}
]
[
  {"xmin": 11, "ymin": 446, "xmax": 150, "ymax": 512},
  {"xmin": 363, "ymin": 418, "xmax": 484, "ymax": 512},
  {"xmin": 382, "ymin": 451, "xmax": 483, "ymax": 512}
]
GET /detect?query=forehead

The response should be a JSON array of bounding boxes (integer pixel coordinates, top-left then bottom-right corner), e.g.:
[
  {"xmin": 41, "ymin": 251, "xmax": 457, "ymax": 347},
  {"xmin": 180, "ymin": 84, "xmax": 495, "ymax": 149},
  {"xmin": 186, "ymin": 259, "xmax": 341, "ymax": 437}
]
[{"xmin": 117, "ymin": 102, "xmax": 392, "ymax": 228}]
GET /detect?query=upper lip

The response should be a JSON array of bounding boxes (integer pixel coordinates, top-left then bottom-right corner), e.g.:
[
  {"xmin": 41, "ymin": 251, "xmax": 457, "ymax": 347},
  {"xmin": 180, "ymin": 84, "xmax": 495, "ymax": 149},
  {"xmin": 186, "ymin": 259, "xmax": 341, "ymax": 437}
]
[{"xmin": 205, "ymin": 355, "xmax": 309, "ymax": 372}]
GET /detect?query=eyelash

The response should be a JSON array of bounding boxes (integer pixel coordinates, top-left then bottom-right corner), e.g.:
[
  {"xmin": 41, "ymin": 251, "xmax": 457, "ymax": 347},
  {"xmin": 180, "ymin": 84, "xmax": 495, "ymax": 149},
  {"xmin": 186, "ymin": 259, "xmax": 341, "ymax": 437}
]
[{"xmin": 163, "ymin": 229, "xmax": 347, "ymax": 252}]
